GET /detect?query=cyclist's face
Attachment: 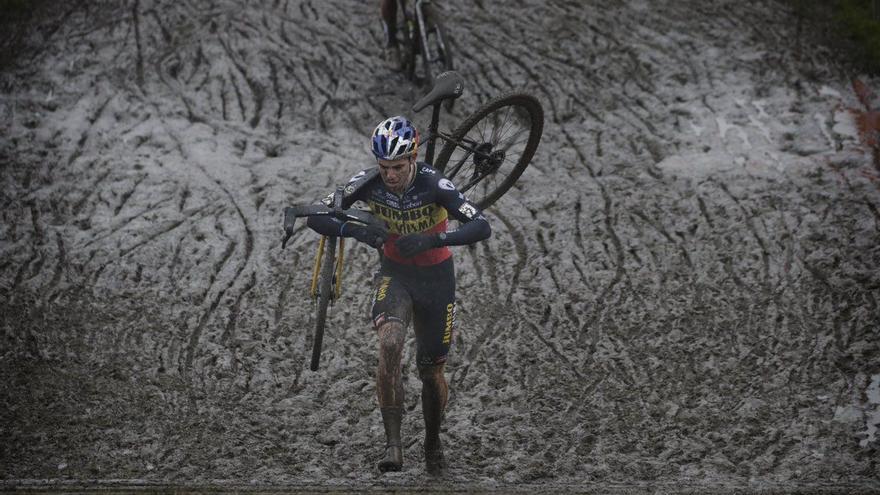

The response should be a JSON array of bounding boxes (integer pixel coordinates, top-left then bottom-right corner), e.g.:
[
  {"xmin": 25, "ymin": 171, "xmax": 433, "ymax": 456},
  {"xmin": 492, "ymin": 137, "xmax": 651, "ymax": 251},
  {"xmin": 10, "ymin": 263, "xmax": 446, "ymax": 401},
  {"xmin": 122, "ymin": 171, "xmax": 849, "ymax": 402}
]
[{"xmin": 377, "ymin": 156, "xmax": 413, "ymax": 192}]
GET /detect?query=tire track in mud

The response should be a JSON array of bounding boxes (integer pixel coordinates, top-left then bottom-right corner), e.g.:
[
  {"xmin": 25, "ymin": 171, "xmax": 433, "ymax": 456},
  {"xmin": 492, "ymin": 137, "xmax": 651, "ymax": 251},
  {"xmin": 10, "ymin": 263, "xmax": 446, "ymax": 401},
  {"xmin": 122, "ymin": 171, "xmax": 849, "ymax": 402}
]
[
  {"xmin": 66, "ymin": 94, "xmax": 113, "ymax": 169},
  {"xmin": 79, "ymin": 194, "xmax": 180, "ymax": 250},
  {"xmin": 556, "ymin": 126, "xmax": 631, "ymax": 321},
  {"xmin": 715, "ymin": 181, "xmax": 772, "ymax": 285},
  {"xmin": 272, "ymin": 249, "xmax": 302, "ymax": 341},
  {"xmin": 524, "ymin": 307, "xmax": 584, "ymax": 382},
  {"xmin": 42, "ymin": 233, "xmax": 66, "ymax": 303},
  {"xmin": 454, "ymin": 209, "xmax": 527, "ymax": 386},
  {"xmin": 10, "ymin": 204, "xmax": 44, "ymax": 293},
  {"xmin": 138, "ymin": 94, "xmax": 258, "ymax": 378},
  {"xmin": 629, "ymin": 207, "xmax": 694, "ymax": 271},
  {"xmin": 217, "ymin": 37, "xmax": 264, "ymax": 129},
  {"xmin": 132, "ymin": 0, "xmax": 145, "ymax": 89},
  {"xmin": 113, "ymin": 173, "xmax": 147, "ymax": 217},
  {"xmin": 181, "ymin": 199, "xmax": 255, "ymax": 378},
  {"xmin": 221, "ymin": 270, "xmax": 257, "ymax": 346},
  {"xmin": 596, "ymin": 187, "xmax": 627, "ymax": 305},
  {"xmin": 489, "ymin": 209, "xmax": 528, "ymax": 306}
]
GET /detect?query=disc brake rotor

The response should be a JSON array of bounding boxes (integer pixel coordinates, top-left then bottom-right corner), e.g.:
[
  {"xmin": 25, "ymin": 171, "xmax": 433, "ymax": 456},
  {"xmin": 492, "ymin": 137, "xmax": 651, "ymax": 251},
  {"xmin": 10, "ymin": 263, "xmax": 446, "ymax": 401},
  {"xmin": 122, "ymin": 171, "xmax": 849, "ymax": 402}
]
[{"xmin": 473, "ymin": 143, "xmax": 506, "ymax": 176}]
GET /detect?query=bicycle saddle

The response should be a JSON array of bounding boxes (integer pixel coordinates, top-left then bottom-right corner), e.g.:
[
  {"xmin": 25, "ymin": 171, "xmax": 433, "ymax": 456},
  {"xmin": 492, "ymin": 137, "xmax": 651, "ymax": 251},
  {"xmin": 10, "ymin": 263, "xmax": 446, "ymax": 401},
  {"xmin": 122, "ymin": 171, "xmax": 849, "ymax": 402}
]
[{"xmin": 412, "ymin": 71, "xmax": 464, "ymax": 112}]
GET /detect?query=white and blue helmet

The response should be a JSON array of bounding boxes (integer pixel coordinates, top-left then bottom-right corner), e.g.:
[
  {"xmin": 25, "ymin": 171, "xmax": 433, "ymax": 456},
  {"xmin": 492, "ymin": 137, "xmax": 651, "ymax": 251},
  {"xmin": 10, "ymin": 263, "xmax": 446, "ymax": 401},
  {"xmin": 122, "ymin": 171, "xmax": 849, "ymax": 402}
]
[{"xmin": 371, "ymin": 116, "xmax": 419, "ymax": 160}]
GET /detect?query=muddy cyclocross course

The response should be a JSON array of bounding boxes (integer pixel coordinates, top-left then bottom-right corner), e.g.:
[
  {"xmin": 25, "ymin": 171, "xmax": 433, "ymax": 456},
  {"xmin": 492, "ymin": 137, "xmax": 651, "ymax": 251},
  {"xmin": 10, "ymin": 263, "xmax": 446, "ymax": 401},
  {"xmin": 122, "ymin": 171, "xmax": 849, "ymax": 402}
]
[{"xmin": 1, "ymin": 0, "xmax": 879, "ymax": 493}]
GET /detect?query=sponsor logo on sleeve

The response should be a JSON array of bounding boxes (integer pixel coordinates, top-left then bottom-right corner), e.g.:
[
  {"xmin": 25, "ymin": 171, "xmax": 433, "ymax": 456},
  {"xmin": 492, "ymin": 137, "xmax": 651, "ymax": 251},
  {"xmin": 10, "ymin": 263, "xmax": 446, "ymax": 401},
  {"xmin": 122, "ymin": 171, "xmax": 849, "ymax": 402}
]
[
  {"xmin": 458, "ymin": 202, "xmax": 478, "ymax": 219},
  {"xmin": 438, "ymin": 178, "xmax": 455, "ymax": 191},
  {"xmin": 348, "ymin": 170, "xmax": 366, "ymax": 183}
]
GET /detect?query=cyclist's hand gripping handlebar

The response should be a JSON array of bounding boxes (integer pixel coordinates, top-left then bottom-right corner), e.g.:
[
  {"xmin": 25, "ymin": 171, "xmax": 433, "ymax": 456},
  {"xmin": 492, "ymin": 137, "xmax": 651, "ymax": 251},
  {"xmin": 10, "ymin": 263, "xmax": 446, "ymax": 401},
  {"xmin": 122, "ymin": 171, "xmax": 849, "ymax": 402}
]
[{"xmin": 282, "ymin": 186, "xmax": 387, "ymax": 249}]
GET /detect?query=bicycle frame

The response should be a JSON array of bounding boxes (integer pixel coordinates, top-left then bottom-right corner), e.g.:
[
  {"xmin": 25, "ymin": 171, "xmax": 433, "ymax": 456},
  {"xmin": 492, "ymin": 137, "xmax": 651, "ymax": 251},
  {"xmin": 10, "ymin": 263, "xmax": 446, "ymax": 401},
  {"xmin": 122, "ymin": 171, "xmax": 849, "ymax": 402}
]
[
  {"xmin": 423, "ymin": 105, "xmax": 488, "ymax": 171},
  {"xmin": 424, "ymin": 101, "xmax": 443, "ymax": 165}
]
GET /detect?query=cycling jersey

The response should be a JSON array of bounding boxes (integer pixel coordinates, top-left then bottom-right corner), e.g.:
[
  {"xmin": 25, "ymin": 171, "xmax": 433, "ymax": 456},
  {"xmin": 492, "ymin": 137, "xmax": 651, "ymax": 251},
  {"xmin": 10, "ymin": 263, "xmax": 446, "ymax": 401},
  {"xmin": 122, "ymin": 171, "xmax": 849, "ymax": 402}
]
[{"xmin": 310, "ymin": 162, "xmax": 489, "ymax": 266}]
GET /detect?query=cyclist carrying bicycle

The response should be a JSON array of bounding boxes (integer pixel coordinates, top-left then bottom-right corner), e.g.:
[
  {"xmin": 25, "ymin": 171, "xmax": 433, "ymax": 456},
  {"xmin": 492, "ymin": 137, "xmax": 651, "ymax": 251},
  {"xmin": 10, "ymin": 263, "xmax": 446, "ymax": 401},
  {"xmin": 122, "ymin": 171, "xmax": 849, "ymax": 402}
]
[{"xmin": 306, "ymin": 116, "xmax": 491, "ymax": 475}]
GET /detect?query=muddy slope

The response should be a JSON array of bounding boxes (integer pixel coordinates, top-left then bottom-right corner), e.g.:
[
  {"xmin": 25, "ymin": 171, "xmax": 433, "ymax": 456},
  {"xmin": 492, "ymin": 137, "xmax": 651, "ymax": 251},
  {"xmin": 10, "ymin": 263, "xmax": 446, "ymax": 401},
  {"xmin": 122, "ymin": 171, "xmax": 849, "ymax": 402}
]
[{"xmin": 1, "ymin": 0, "xmax": 879, "ymax": 491}]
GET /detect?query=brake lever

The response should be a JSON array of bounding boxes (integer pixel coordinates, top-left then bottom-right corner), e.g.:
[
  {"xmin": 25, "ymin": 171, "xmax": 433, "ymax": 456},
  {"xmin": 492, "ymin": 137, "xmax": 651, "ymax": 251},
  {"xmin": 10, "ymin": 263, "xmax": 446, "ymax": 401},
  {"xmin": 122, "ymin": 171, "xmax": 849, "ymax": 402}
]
[
  {"xmin": 331, "ymin": 185, "xmax": 345, "ymax": 221},
  {"xmin": 282, "ymin": 207, "xmax": 296, "ymax": 249}
]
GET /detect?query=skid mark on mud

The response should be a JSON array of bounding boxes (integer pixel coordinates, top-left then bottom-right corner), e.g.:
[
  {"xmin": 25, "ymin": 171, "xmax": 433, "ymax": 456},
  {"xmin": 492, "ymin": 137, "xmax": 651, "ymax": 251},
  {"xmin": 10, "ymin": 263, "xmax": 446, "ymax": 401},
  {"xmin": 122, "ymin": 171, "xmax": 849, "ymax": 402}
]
[
  {"xmin": 272, "ymin": 251, "xmax": 301, "ymax": 340},
  {"xmin": 183, "ymin": 208, "xmax": 254, "ymax": 378},
  {"xmin": 217, "ymin": 37, "xmax": 265, "ymax": 129},
  {"xmin": 132, "ymin": 0, "xmax": 145, "ymax": 89},
  {"xmin": 489, "ymin": 210, "xmax": 527, "ymax": 305},
  {"xmin": 596, "ymin": 188, "xmax": 627, "ymax": 304},
  {"xmin": 524, "ymin": 308, "xmax": 584, "ymax": 381},
  {"xmin": 198, "ymin": 238, "xmax": 237, "ymax": 305},
  {"xmin": 43, "ymin": 232, "xmax": 67, "ymax": 303},
  {"xmin": 221, "ymin": 270, "xmax": 257, "ymax": 345},
  {"xmin": 630, "ymin": 207, "xmax": 694, "ymax": 270},
  {"xmin": 72, "ymin": 166, "xmax": 111, "ymax": 216},
  {"xmin": 716, "ymin": 180, "xmax": 771, "ymax": 285},
  {"xmin": 118, "ymin": 216, "xmax": 187, "ymax": 259},
  {"xmin": 66, "ymin": 95, "xmax": 113, "ymax": 168},
  {"xmin": 113, "ymin": 173, "xmax": 147, "ymax": 216}
]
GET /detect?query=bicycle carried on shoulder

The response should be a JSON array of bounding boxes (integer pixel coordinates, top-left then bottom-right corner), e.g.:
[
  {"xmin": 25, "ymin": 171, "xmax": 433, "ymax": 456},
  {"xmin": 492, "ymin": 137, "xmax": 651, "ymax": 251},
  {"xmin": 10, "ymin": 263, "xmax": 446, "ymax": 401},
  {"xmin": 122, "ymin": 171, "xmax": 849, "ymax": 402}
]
[{"xmin": 282, "ymin": 70, "xmax": 543, "ymax": 370}]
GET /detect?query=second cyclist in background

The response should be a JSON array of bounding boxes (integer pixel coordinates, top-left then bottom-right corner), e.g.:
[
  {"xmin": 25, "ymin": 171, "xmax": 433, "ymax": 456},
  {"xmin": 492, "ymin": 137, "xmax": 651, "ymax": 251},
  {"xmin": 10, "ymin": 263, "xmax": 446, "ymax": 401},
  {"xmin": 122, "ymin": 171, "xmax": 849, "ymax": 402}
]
[{"xmin": 380, "ymin": 0, "xmax": 402, "ymax": 70}]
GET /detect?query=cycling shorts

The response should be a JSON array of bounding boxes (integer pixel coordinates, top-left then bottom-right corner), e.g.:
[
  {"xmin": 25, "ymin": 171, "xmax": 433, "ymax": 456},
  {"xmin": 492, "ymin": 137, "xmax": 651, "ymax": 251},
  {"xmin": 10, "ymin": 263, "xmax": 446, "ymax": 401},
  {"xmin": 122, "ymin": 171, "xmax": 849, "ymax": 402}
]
[{"xmin": 371, "ymin": 257, "xmax": 456, "ymax": 366}]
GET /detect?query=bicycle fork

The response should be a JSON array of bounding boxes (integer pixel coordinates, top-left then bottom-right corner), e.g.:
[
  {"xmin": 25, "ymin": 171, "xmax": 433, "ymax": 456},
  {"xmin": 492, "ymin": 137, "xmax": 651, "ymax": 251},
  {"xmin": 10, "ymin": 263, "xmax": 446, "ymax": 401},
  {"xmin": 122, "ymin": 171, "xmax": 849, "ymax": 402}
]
[{"xmin": 310, "ymin": 236, "xmax": 346, "ymax": 301}]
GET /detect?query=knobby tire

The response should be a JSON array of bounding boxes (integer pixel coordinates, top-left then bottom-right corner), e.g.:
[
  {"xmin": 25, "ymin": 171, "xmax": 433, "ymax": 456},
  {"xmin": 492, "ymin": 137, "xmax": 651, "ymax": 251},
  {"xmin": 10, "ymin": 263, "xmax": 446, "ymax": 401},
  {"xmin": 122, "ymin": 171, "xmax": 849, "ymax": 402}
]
[
  {"xmin": 311, "ymin": 237, "xmax": 336, "ymax": 371},
  {"xmin": 433, "ymin": 92, "xmax": 544, "ymax": 209}
]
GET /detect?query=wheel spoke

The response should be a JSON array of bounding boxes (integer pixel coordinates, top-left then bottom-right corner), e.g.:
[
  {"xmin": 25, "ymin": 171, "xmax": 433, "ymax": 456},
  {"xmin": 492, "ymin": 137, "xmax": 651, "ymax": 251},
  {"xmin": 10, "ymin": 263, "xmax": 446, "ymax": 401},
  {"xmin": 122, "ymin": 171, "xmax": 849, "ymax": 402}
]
[
  {"xmin": 445, "ymin": 152, "xmax": 471, "ymax": 179},
  {"xmin": 497, "ymin": 129, "xmax": 530, "ymax": 152},
  {"xmin": 432, "ymin": 95, "xmax": 542, "ymax": 209},
  {"xmin": 500, "ymin": 106, "xmax": 533, "ymax": 144},
  {"xmin": 459, "ymin": 169, "xmax": 490, "ymax": 193}
]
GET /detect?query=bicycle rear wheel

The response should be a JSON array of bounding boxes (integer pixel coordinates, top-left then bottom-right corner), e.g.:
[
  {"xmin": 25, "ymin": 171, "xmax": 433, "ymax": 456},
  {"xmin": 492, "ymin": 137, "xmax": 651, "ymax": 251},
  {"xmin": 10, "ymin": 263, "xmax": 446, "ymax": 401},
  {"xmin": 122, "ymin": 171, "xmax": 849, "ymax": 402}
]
[
  {"xmin": 311, "ymin": 236, "xmax": 336, "ymax": 371},
  {"xmin": 433, "ymin": 92, "xmax": 544, "ymax": 209}
]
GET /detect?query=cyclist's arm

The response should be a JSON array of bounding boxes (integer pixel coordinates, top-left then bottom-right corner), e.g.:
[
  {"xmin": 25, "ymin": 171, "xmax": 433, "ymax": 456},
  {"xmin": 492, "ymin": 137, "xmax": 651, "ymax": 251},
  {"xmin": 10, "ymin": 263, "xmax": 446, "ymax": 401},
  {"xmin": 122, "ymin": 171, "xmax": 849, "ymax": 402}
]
[
  {"xmin": 305, "ymin": 195, "xmax": 366, "ymax": 238},
  {"xmin": 306, "ymin": 214, "xmax": 346, "ymax": 237},
  {"xmin": 306, "ymin": 169, "xmax": 375, "ymax": 237},
  {"xmin": 434, "ymin": 179, "xmax": 491, "ymax": 246},
  {"xmin": 437, "ymin": 215, "xmax": 490, "ymax": 246}
]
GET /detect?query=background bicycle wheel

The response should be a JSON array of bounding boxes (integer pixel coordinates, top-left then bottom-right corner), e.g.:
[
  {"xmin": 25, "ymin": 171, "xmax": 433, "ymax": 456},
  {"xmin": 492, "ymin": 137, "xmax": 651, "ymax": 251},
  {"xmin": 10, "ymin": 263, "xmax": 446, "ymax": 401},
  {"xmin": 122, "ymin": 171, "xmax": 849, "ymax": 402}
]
[{"xmin": 1, "ymin": 0, "xmax": 878, "ymax": 493}]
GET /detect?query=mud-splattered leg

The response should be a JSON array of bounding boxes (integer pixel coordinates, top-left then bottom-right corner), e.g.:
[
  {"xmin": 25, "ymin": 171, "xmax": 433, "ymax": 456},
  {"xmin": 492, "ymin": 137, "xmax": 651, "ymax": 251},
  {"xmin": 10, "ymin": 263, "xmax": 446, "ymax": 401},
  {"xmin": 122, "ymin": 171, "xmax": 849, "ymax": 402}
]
[
  {"xmin": 419, "ymin": 363, "xmax": 448, "ymax": 476},
  {"xmin": 376, "ymin": 320, "xmax": 405, "ymax": 472}
]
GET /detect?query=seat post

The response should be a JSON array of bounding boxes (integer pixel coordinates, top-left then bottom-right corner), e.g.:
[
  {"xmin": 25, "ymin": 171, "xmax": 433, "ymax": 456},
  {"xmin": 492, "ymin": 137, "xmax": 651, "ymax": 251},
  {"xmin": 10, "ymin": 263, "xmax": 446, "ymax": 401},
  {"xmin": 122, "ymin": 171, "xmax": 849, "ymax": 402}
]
[{"xmin": 425, "ymin": 101, "xmax": 442, "ymax": 166}]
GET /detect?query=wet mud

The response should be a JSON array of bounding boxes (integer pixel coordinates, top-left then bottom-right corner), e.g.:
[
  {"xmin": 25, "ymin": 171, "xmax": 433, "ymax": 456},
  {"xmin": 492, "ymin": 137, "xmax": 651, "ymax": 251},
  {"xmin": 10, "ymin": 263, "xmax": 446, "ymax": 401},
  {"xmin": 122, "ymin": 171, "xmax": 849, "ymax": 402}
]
[{"xmin": 1, "ymin": 0, "xmax": 879, "ymax": 493}]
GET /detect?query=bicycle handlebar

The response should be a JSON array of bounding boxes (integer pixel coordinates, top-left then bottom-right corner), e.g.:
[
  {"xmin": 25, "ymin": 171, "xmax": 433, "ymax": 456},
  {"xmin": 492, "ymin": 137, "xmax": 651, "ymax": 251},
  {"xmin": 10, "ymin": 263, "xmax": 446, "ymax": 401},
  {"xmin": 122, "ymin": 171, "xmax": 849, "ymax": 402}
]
[{"xmin": 281, "ymin": 188, "xmax": 387, "ymax": 249}]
